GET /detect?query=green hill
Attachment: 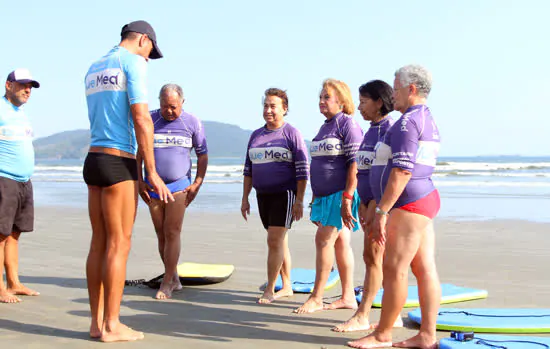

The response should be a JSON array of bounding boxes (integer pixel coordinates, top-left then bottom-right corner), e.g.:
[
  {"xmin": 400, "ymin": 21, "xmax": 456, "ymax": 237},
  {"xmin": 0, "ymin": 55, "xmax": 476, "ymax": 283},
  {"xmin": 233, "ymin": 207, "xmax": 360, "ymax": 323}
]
[{"xmin": 33, "ymin": 121, "xmax": 253, "ymax": 159}]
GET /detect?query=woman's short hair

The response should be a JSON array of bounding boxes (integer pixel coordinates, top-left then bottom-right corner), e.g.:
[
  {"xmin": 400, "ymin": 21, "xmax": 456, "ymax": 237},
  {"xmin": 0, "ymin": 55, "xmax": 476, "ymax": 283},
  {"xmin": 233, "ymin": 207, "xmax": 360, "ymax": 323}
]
[
  {"xmin": 395, "ymin": 65, "xmax": 432, "ymax": 97},
  {"xmin": 264, "ymin": 88, "xmax": 288, "ymax": 115},
  {"xmin": 358, "ymin": 80, "xmax": 394, "ymax": 116},
  {"xmin": 322, "ymin": 79, "xmax": 355, "ymax": 115}
]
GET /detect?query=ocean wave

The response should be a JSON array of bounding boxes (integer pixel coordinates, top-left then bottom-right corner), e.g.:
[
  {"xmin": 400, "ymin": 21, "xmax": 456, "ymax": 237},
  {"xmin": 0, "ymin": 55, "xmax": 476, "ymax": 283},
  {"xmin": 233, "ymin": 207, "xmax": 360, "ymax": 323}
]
[
  {"xmin": 436, "ymin": 162, "xmax": 550, "ymax": 172},
  {"xmin": 434, "ymin": 172, "xmax": 550, "ymax": 178},
  {"xmin": 433, "ymin": 180, "xmax": 550, "ymax": 187},
  {"xmin": 35, "ymin": 165, "xmax": 83, "ymax": 172}
]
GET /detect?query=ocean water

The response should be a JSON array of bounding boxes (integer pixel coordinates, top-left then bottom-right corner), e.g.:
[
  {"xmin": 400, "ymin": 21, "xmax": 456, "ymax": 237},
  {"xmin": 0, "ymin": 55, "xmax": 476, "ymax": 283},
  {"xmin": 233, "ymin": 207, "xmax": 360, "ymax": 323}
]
[{"xmin": 32, "ymin": 156, "xmax": 550, "ymax": 222}]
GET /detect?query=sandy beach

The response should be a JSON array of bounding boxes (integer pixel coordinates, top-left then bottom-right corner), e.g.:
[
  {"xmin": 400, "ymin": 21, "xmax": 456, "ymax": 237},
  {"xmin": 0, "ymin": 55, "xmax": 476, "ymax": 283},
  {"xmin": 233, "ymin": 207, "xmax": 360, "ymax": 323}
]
[{"xmin": 1, "ymin": 206, "xmax": 549, "ymax": 348}]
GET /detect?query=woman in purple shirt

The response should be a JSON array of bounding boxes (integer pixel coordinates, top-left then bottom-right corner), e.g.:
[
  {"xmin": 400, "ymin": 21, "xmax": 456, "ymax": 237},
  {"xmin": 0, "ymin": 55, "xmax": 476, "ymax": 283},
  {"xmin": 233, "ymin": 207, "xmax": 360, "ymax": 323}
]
[
  {"xmin": 241, "ymin": 88, "xmax": 309, "ymax": 304},
  {"xmin": 348, "ymin": 65, "xmax": 441, "ymax": 349},
  {"xmin": 333, "ymin": 80, "xmax": 402, "ymax": 332},
  {"xmin": 294, "ymin": 79, "xmax": 363, "ymax": 314}
]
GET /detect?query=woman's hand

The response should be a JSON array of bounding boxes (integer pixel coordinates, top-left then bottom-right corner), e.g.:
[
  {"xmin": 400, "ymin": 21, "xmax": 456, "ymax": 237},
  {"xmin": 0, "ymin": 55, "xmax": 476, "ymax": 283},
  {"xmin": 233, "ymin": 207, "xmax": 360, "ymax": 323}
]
[
  {"xmin": 341, "ymin": 198, "xmax": 357, "ymax": 230},
  {"xmin": 370, "ymin": 212, "xmax": 388, "ymax": 246}
]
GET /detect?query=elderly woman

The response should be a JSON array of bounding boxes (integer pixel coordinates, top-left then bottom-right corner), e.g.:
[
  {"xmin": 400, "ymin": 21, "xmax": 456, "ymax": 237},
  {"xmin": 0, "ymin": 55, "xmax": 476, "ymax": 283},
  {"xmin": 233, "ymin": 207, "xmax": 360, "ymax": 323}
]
[
  {"xmin": 333, "ymin": 80, "xmax": 402, "ymax": 332},
  {"xmin": 294, "ymin": 79, "xmax": 363, "ymax": 314},
  {"xmin": 137, "ymin": 83, "xmax": 209, "ymax": 300},
  {"xmin": 348, "ymin": 65, "xmax": 441, "ymax": 349},
  {"xmin": 241, "ymin": 88, "xmax": 309, "ymax": 304}
]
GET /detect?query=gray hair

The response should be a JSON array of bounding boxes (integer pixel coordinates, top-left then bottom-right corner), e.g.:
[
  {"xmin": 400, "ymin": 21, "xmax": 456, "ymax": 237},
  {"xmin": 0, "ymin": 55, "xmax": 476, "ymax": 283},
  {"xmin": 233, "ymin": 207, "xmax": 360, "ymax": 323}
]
[
  {"xmin": 159, "ymin": 83, "xmax": 184, "ymax": 102},
  {"xmin": 395, "ymin": 65, "xmax": 432, "ymax": 97}
]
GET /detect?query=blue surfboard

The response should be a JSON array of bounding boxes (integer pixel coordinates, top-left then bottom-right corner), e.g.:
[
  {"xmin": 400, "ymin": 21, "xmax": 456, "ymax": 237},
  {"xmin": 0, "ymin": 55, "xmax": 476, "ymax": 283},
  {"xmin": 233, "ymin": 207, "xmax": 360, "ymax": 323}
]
[
  {"xmin": 267, "ymin": 268, "xmax": 340, "ymax": 293},
  {"xmin": 440, "ymin": 334, "xmax": 550, "ymax": 349},
  {"xmin": 355, "ymin": 284, "xmax": 488, "ymax": 307},
  {"xmin": 409, "ymin": 308, "xmax": 550, "ymax": 333}
]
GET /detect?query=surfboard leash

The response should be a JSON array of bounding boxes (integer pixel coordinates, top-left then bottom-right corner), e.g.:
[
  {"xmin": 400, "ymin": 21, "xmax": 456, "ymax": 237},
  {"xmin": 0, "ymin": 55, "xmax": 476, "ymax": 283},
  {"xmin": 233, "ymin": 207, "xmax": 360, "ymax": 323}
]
[{"xmin": 473, "ymin": 337, "xmax": 549, "ymax": 349}]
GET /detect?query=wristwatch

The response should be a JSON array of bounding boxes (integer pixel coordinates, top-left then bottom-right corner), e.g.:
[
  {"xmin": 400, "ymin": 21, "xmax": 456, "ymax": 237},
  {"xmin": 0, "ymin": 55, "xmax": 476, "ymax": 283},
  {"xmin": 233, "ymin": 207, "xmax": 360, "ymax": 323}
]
[{"xmin": 375, "ymin": 206, "xmax": 389, "ymax": 216}]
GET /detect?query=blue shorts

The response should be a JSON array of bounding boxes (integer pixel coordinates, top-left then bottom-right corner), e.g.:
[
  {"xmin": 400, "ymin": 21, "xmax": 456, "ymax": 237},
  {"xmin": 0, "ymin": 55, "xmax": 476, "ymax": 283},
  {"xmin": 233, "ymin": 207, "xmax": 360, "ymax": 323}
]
[
  {"xmin": 145, "ymin": 176, "xmax": 191, "ymax": 199},
  {"xmin": 310, "ymin": 190, "xmax": 360, "ymax": 231}
]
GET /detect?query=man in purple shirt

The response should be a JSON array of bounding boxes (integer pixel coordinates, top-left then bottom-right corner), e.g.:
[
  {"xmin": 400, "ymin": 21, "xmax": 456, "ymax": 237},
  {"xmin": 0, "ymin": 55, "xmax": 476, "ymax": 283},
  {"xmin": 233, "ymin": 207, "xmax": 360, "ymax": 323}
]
[
  {"xmin": 348, "ymin": 65, "xmax": 441, "ymax": 349},
  {"xmin": 138, "ymin": 83, "xmax": 208, "ymax": 300}
]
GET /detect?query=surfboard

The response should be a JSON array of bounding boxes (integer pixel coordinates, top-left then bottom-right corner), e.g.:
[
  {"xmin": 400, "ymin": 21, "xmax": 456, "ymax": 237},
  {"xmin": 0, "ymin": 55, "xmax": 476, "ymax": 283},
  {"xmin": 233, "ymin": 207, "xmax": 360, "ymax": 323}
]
[
  {"xmin": 409, "ymin": 308, "xmax": 550, "ymax": 333},
  {"xmin": 143, "ymin": 262, "xmax": 235, "ymax": 288},
  {"xmin": 262, "ymin": 268, "xmax": 340, "ymax": 293},
  {"xmin": 355, "ymin": 284, "xmax": 488, "ymax": 307},
  {"xmin": 440, "ymin": 334, "xmax": 550, "ymax": 349}
]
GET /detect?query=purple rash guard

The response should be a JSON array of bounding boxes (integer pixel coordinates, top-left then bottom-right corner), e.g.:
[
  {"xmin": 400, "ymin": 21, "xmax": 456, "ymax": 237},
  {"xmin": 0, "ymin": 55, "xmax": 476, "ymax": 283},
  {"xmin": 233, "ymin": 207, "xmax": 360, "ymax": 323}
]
[
  {"xmin": 243, "ymin": 123, "xmax": 309, "ymax": 193},
  {"xmin": 148, "ymin": 109, "xmax": 208, "ymax": 183},
  {"xmin": 310, "ymin": 112, "xmax": 363, "ymax": 197},
  {"xmin": 370, "ymin": 104, "xmax": 440, "ymax": 207},
  {"xmin": 356, "ymin": 116, "xmax": 394, "ymax": 204}
]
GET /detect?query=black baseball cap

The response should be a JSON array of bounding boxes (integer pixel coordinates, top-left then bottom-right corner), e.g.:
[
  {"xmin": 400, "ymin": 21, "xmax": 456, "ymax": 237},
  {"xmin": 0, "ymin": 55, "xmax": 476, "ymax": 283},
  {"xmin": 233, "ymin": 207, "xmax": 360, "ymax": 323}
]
[{"xmin": 121, "ymin": 20, "xmax": 163, "ymax": 59}]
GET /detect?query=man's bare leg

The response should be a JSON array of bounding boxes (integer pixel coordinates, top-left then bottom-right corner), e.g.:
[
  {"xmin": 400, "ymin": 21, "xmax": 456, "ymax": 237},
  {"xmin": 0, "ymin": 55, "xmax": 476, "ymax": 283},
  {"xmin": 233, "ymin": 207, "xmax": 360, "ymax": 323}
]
[
  {"xmin": 347, "ymin": 209, "xmax": 428, "ymax": 349},
  {"xmin": 4, "ymin": 231, "xmax": 39, "ymax": 296},
  {"xmin": 0, "ymin": 235, "xmax": 20, "ymax": 303},
  {"xmin": 325, "ymin": 227, "xmax": 357, "ymax": 311},
  {"xmin": 86, "ymin": 186, "xmax": 107, "ymax": 338},
  {"xmin": 100, "ymin": 180, "xmax": 143, "ymax": 342},
  {"xmin": 275, "ymin": 233, "xmax": 293, "ymax": 299},
  {"xmin": 148, "ymin": 199, "xmax": 166, "ymax": 264},
  {"xmin": 156, "ymin": 191, "xmax": 186, "ymax": 300},
  {"xmin": 259, "ymin": 226, "xmax": 290, "ymax": 304},
  {"xmin": 394, "ymin": 221, "xmax": 439, "ymax": 349},
  {"xmin": 294, "ymin": 225, "xmax": 338, "ymax": 314}
]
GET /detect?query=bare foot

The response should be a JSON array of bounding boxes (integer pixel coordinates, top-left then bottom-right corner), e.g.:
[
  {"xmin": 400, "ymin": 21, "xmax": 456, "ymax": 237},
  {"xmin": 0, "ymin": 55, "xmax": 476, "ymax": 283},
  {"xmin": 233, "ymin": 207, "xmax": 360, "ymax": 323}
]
[
  {"xmin": 0, "ymin": 288, "xmax": 21, "ymax": 304},
  {"xmin": 257, "ymin": 290, "xmax": 275, "ymax": 304},
  {"xmin": 90, "ymin": 326, "xmax": 101, "ymax": 339},
  {"xmin": 324, "ymin": 297, "xmax": 358, "ymax": 310},
  {"xmin": 100, "ymin": 323, "xmax": 144, "ymax": 343},
  {"xmin": 393, "ymin": 332, "xmax": 437, "ymax": 349},
  {"xmin": 155, "ymin": 281, "xmax": 173, "ymax": 300},
  {"xmin": 347, "ymin": 332, "xmax": 392, "ymax": 349},
  {"xmin": 273, "ymin": 287, "xmax": 293, "ymax": 300},
  {"xmin": 332, "ymin": 313, "xmax": 371, "ymax": 332},
  {"xmin": 293, "ymin": 296, "xmax": 324, "ymax": 314},
  {"xmin": 370, "ymin": 315, "xmax": 404, "ymax": 329},
  {"xmin": 7, "ymin": 283, "xmax": 40, "ymax": 296},
  {"xmin": 172, "ymin": 274, "xmax": 183, "ymax": 291}
]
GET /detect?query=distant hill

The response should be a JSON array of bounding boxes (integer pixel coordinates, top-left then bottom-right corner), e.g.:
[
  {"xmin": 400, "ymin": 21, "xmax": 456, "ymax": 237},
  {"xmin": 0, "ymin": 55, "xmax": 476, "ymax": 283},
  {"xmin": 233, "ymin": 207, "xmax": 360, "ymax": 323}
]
[{"xmin": 33, "ymin": 121, "xmax": 253, "ymax": 159}]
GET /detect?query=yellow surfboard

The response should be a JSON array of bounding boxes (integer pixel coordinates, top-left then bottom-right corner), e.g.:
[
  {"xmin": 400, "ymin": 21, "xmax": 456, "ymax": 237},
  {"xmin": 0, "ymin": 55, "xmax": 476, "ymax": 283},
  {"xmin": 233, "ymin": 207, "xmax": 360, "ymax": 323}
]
[{"xmin": 142, "ymin": 262, "xmax": 235, "ymax": 288}]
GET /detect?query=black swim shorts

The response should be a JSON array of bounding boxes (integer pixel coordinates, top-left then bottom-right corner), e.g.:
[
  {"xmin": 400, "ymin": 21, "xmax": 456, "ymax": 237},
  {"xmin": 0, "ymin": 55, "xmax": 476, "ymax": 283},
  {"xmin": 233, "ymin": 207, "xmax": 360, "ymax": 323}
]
[
  {"xmin": 0, "ymin": 176, "xmax": 34, "ymax": 237},
  {"xmin": 83, "ymin": 152, "xmax": 138, "ymax": 187},
  {"xmin": 256, "ymin": 190, "xmax": 296, "ymax": 230}
]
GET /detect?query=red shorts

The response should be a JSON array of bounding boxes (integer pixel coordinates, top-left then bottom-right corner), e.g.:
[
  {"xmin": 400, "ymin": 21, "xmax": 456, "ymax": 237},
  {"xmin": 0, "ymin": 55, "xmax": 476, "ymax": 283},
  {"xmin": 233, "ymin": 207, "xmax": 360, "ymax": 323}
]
[{"xmin": 398, "ymin": 189, "xmax": 440, "ymax": 219}]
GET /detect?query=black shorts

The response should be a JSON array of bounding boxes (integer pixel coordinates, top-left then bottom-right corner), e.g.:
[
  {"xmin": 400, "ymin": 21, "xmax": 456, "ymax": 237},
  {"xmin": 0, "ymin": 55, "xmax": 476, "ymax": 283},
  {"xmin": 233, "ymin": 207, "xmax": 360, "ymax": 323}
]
[
  {"xmin": 256, "ymin": 190, "xmax": 296, "ymax": 230},
  {"xmin": 0, "ymin": 176, "xmax": 34, "ymax": 237},
  {"xmin": 83, "ymin": 152, "xmax": 138, "ymax": 187}
]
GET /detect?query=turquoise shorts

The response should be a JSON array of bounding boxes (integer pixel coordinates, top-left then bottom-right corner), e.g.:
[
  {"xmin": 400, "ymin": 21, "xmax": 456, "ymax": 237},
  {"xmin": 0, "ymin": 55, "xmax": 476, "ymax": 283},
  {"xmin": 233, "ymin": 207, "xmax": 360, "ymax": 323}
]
[{"xmin": 310, "ymin": 190, "xmax": 360, "ymax": 231}]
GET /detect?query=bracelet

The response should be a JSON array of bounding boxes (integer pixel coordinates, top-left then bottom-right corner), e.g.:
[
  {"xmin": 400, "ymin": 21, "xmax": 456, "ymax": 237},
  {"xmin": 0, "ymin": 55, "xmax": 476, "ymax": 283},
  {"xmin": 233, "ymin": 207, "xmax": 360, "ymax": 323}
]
[
  {"xmin": 342, "ymin": 191, "xmax": 354, "ymax": 200},
  {"xmin": 375, "ymin": 206, "xmax": 389, "ymax": 216}
]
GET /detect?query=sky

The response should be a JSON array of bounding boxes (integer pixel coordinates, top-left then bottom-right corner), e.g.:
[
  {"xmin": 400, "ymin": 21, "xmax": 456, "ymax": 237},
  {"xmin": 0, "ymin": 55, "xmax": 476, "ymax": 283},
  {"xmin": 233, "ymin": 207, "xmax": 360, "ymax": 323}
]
[{"xmin": 1, "ymin": 0, "xmax": 548, "ymax": 156}]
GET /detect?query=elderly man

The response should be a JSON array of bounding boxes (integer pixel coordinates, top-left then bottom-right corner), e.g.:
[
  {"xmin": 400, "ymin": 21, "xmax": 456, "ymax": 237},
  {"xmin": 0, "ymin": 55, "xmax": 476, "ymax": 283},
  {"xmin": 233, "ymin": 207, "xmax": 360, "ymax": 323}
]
[
  {"xmin": 0, "ymin": 69, "xmax": 41, "ymax": 304},
  {"xmin": 348, "ymin": 65, "xmax": 441, "ymax": 349},
  {"xmin": 83, "ymin": 20, "xmax": 173, "ymax": 342},
  {"xmin": 137, "ymin": 83, "xmax": 208, "ymax": 300}
]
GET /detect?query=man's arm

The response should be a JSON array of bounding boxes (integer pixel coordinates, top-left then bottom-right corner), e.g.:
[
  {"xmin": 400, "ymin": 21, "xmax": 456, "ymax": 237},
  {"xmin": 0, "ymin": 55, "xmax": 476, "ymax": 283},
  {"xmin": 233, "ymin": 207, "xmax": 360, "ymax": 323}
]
[
  {"xmin": 130, "ymin": 103, "xmax": 173, "ymax": 203},
  {"xmin": 183, "ymin": 153, "xmax": 208, "ymax": 207}
]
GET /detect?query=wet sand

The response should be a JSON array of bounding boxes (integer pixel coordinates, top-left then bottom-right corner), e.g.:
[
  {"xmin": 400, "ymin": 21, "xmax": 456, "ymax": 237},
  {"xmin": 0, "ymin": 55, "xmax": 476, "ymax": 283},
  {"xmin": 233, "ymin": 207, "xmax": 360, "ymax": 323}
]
[{"xmin": 1, "ymin": 206, "xmax": 549, "ymax": 348}]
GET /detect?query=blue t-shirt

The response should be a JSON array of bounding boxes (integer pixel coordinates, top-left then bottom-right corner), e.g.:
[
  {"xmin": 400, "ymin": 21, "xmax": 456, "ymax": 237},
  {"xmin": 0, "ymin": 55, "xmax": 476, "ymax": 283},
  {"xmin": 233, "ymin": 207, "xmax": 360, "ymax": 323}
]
[
  {"xmin": 85, "ymin": 46, "xmax": 148, "ymax": 155},
  {"xmin": 0, "ymin": 97, "xmax": 34, "ymax": 182}
]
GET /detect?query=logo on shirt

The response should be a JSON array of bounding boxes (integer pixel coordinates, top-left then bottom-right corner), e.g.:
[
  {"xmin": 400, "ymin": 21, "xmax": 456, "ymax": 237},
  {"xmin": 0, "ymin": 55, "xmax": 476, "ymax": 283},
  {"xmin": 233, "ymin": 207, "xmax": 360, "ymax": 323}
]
[
  {"xmin": 249, "ymin": 147, "xmax": 293, "ymax": 164},
  {"xmin": 85, "ymin": 68, "xmax": 127, "ymax": 96},
  {"xmin": 310, "ymin": 138, "xmax": 344, "ymax": 157},
  {"xmin": 415, "ymin": 141, "xmax": 440, "ymax": 167},
  {"xmin": 0, "ymin": 125, "xmax": 33, "ymax": 141},
  {"xmin": 356, "ymin": 150, "xmax": 375, "ymax": 170},
  {"xmin": 154, "ymin": 134, "xmax": 192, "ymax": 148}
]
